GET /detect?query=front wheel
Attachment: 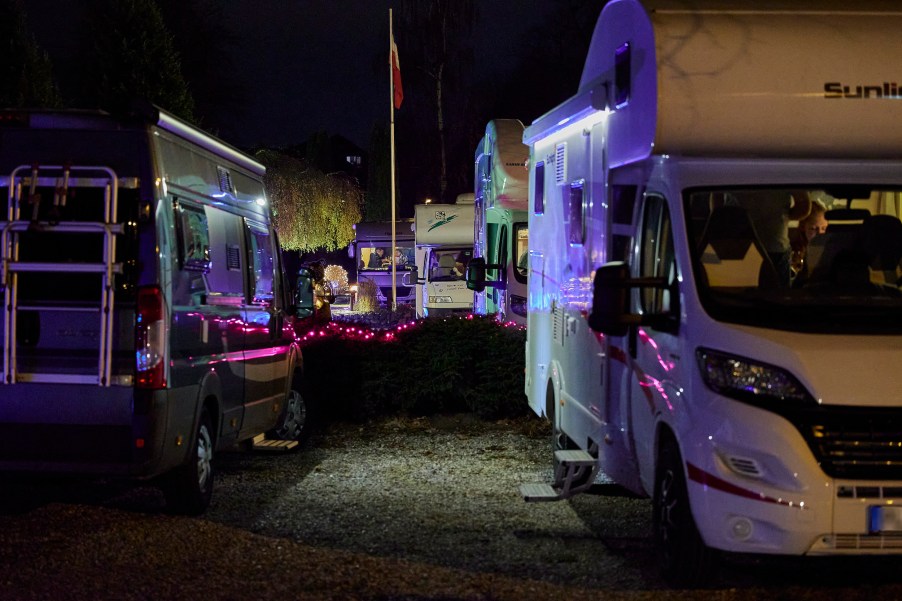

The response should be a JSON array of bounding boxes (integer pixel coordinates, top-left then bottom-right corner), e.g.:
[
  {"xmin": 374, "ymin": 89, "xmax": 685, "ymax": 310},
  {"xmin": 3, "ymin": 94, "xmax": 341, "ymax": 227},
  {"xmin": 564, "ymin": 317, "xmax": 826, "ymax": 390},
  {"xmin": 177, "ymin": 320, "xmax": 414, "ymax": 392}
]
[
  {"xmin": 161, "ymin": 408, "xmax": 215, "ymax": 515},
  {"xmin": 268, "ymin": 386, "xmax": 312, "ymax": 444},
  {"xmin": 653, "ymin": 436, "xmax": 716, "ymax": 585}
]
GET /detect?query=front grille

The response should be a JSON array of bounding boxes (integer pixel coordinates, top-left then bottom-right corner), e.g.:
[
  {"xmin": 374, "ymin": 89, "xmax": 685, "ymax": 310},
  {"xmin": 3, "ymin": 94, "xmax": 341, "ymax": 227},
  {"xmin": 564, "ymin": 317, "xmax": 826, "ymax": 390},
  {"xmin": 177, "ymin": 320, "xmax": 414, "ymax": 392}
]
[
  {"xmin": 790, "ymin": 407, "xmax": 902, "ymax": 479},
  {"xmin": 831, "ymin": 533, "xmax": 902, "ymax": 550}
]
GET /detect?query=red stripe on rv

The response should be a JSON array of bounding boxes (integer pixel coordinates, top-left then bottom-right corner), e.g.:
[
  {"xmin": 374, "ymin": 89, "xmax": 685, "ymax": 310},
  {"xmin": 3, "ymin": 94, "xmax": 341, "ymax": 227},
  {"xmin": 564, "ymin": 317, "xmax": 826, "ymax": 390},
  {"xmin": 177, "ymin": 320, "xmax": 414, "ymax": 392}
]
[{"xmin": 686, "ymin": 462, "xmax": 799, "ymax": 508}]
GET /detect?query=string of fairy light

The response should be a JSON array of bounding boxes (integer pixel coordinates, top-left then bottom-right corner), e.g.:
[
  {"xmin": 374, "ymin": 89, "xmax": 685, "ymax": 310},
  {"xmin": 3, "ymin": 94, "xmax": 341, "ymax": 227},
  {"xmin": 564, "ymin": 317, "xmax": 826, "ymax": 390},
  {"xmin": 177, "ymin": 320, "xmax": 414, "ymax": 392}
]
[{"xmin": 295, "ymin": 314, "xmax": 524, "ymax": 346}]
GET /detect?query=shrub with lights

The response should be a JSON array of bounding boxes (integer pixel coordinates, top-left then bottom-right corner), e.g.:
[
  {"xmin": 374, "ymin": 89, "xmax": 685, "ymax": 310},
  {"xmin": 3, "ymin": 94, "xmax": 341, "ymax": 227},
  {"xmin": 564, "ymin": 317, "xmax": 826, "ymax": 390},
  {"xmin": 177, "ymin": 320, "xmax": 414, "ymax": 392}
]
[
  {"xmin": 323, "ymin": 264, "xmax": 348, "ymax": 292},
  {"xmin": 299, "ymin": 314, "xmax": 528, "ymax": 423}
]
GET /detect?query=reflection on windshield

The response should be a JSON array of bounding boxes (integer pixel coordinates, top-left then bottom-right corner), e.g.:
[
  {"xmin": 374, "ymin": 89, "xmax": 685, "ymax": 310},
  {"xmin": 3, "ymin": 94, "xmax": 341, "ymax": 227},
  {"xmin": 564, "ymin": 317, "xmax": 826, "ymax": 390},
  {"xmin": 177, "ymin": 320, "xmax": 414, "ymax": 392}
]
[
  {"xmin": 686, "ymin": 187, "xmax": 902, "ymax": 331},
  {"xmin": 358, "ymin": 246, "xmax": 415, "ymax": 271}
]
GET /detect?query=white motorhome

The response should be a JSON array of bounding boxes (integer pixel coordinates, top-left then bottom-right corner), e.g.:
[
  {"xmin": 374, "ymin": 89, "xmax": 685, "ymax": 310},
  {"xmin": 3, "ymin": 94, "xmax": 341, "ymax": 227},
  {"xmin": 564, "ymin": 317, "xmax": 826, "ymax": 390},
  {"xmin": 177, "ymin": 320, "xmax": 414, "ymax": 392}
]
[
  {"xmin": 408, "ymin": 198, "xmax": 475, "ymax": 318},
  {"xmin": 0, "ymin": 105, "xmax": 316, "ymax": 514},
  {"xmin": 521, "ymin": 0, "xmax": 902, "ymax": 582},
  {"xmin": 349, "ymin": 219, "xmax": 416, "ymax": 306},
  {"xmin": 468, "ymin": 119, "xmax": 530, "ymax": 325}
]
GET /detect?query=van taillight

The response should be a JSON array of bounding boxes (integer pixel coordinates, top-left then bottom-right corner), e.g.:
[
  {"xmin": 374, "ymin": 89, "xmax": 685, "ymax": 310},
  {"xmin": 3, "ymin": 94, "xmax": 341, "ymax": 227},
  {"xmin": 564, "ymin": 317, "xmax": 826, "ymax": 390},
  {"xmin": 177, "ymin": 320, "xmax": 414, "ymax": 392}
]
[{"xmin": 136, "ymin": 285, "xmax": 166, "ymax": 389}]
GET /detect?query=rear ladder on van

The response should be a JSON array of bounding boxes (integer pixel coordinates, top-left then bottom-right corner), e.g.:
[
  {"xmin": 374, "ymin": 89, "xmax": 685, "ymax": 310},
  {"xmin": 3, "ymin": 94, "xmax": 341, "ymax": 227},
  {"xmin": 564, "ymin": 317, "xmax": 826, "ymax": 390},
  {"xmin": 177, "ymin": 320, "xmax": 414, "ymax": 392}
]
[{"xmin": 0, "ymin": 164, "xmax": 135, "ymax": 386}]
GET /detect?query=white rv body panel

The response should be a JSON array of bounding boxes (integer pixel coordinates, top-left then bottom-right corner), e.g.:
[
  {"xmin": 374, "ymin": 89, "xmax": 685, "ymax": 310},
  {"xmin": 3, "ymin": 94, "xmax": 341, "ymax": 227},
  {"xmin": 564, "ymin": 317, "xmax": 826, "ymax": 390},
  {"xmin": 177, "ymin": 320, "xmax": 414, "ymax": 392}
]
[
  {"xmin": 412, "ymin": 203, "xmax": 475, "ymax": 318},
  {"xmin": 473, "ymin": 120, "xmax": 530, "ymax": 324},
  {"xmin": 524, "ymin": 0, "xmax": 902, "ymax": 562}
]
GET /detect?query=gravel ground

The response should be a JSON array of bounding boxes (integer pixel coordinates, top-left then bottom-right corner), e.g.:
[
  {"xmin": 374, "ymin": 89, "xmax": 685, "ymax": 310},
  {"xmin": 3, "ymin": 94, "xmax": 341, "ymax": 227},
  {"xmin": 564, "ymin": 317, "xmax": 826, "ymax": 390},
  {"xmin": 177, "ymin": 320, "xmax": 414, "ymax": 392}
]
[{"xmin": 3, "ymin": 414, "xmax": 902, "ymax": 600}]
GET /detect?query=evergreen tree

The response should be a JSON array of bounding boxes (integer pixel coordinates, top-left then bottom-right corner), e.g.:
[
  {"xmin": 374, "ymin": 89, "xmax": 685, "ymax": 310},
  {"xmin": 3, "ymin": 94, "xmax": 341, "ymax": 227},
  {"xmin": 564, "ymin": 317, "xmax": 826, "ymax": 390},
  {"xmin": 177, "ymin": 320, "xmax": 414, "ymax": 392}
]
[
  {"xmin": 365, "ymin": 123, "xmax": 391, "ymax": 221},
  {"xmin": 84, "ymin": 0, "xmax": 195, "ymax": 121},
  {"xmin": 0, "ymin": 0, "xmax": 60, "ymax": 108},
  {"xmin": 399, "ymin": 0, "xmax": 476, "ymax": 204}
]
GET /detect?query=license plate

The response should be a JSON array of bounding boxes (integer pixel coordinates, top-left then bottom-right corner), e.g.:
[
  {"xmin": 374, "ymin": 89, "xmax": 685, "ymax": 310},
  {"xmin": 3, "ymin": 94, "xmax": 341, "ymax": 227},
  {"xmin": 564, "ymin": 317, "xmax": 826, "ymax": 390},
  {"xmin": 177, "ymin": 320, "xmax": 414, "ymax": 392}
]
[{"xmin": 868, "ymin": 506, "xmax": 902, "ymax": 533}]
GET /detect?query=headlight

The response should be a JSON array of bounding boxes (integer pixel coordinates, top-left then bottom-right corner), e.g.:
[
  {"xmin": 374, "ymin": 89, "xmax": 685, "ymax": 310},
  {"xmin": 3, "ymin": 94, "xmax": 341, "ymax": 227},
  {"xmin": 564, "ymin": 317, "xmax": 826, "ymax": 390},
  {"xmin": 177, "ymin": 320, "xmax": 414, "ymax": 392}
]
[
  {"xmin": 510, "ymin": 294, "xmax": 527, "ymax": 317},
  {"xmin": 696, "ymin": 348, "xmax": 814, "ymax": 406}
]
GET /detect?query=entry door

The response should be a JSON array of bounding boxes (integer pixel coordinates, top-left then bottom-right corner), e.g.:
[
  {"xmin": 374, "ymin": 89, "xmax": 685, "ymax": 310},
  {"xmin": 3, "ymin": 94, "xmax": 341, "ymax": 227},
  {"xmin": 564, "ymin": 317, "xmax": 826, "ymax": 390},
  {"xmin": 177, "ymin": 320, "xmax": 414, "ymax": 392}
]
[
  {"xmin": 241, "ymin": 220, "xmax": 289, "ymax": 437},
  {"xmin": 630, "ymin": 193, "xmax": 680, "ymax": 481}
]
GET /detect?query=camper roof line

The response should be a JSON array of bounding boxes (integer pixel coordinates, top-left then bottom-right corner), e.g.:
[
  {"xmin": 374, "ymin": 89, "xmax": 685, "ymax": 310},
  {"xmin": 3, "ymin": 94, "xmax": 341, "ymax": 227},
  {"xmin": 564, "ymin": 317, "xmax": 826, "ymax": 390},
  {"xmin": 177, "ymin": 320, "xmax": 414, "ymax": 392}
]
[{"xmin": 149, "ymin": 105, "xmax": 265, "ymax": 177}]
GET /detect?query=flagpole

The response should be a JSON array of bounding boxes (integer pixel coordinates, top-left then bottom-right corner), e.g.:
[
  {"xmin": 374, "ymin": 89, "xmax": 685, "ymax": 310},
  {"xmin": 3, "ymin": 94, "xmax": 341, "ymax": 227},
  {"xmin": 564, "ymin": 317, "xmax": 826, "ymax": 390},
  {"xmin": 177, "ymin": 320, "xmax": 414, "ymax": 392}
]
[{"xmin": 389, "ymin": 8, "xmax": 398, "ymax": 312}]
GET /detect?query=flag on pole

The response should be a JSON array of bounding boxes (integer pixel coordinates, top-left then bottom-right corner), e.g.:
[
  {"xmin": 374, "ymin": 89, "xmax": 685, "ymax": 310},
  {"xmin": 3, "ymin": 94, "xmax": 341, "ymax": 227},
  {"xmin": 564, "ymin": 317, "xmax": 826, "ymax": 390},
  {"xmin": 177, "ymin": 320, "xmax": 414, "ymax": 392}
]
[{"xmin": 390, "ymin": 31, "xmax": 403, "ymax": 109}]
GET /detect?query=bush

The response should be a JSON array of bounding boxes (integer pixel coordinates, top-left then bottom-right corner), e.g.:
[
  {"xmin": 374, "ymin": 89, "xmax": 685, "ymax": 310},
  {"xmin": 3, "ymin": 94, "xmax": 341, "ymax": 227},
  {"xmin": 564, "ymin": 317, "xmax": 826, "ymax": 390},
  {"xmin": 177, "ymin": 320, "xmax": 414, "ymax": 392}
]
[
  {"xmin": 355, "ymin": 279, "xmax": 378, "ymax": 313},
  {"xmin": 301, "ymin": 315, "xmax": 528, "ymax": 423}
]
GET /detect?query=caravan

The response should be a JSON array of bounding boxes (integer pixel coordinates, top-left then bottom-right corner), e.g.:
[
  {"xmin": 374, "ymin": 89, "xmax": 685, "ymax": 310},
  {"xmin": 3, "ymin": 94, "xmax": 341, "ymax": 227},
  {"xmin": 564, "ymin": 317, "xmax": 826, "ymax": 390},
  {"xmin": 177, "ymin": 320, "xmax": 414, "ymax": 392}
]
[
  {"xmin": 408, "ymin": 198, "xmax": 475, "ymax": 318},
  {"xmin": 468, "ymin": 119, "xmax": 530, "ymax": 325},
  {"xmin": 521, "ymin": 0, "xmax": 902, "ymax": 580},
  {"xmin": 0, "ymin": 106, "xmax": 314, "ymax": 514}
]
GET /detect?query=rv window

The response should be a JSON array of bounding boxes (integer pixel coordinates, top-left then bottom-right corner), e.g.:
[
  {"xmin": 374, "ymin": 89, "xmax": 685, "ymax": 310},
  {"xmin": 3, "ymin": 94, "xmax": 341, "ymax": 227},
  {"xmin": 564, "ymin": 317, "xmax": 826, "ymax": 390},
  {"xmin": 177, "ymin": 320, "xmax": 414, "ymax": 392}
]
[
  {"xmin": 534, "ymin": 161, "xmax": 545, "ymax": 215},
  {"xmin": 615, "ymin": 43, "xmax": 631, "ymax": 108},
  {"xmin": 203, "ymin": 206, "xmax": 245, "ymax": 298},
  {"xmin": 568, "ymin": 180, "xmax": 585, "ymax": 246},
  {"xmin": 639, "ymin": 194, "xmax": 675, "ymax": 315},
  {"xmin": 175, "ymin": 201, "xmax": 211, "ymax": 273},
  {"xmin": 247, "ymin": 221, "xmax": 275, "ymax": 305}
]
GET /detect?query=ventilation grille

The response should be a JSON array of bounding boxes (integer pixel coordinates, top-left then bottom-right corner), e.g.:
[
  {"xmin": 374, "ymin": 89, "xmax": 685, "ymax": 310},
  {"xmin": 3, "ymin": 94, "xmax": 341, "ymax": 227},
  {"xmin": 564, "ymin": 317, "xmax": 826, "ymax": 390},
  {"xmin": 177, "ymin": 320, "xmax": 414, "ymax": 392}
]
[
  {"xmin": 217, "ymin": 166, "xmax": 233, "ymax": 194},
  {"xmin": 552, "ymin": 304, "xmax": 565, "ymax": 346},
  {"xmin": 226, "ymin": 244, "xmax": 241, "ymax": 271},
  {"xmin": 555, "ymin": 143, "xmax": 567, "ymax": 185},
  {"xmin": 727, "ymin": 456, "xmax": 763, "ymax": 478}
]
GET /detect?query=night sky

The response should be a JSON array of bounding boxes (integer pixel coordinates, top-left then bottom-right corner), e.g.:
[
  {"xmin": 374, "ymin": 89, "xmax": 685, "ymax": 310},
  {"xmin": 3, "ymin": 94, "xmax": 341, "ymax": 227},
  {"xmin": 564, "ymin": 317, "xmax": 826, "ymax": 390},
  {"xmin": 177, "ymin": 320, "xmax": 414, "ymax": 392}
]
[
  {"xmin": 23, "ymin": 1, "xmax": 601, "ymax": 212},
  {"xmin": 26, "ymin": 1, "xmax": 557, "ymax": 148}
]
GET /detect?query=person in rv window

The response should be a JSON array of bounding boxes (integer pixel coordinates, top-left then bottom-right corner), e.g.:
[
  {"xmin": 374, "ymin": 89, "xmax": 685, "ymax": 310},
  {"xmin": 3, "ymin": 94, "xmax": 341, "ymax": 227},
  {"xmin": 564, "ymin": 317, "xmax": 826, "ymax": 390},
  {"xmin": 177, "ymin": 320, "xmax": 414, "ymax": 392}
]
[
  {"xmin": 790, "ymin": 198, "xmax": 828, "ymax": 286},
  {"xmin": 720, "ymin": 189, "xmax": 813, "ymax": 287},
  {"xmin": 368, "ymin": 247, "xmax": 388, "ymax": 268}
]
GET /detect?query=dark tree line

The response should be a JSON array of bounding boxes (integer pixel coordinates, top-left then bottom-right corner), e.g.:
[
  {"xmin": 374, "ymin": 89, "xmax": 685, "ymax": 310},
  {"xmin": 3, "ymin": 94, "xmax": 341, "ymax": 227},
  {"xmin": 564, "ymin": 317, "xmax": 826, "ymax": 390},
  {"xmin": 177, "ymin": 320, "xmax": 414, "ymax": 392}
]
[{"xmin": 2, "ymin": 0, "xmax": 608, "ymax": 247}]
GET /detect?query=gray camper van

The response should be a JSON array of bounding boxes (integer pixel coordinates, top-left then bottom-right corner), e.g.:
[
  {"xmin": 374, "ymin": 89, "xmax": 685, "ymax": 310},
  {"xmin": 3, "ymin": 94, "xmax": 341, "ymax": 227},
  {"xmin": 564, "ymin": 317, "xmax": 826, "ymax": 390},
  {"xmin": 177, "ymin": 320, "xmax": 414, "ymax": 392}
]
[{"xmin": 0, "ymin": 106, "xmax": 314, "ymax": 514}]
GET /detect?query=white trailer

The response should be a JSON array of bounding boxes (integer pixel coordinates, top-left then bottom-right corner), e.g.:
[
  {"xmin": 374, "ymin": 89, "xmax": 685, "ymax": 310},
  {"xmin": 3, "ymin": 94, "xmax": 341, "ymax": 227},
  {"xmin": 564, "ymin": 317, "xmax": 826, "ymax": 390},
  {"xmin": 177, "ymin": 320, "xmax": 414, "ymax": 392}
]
[
  {"xmin": 521, "ymin": 0, "xmax": 902, "ymax": 583},
  {"xmin": 408, "ymin": 199, "xmax": 475, "ymax": 318},
  {"xmin": 469, "ymin": 119, "xmax": 529, "ymax": 325}
]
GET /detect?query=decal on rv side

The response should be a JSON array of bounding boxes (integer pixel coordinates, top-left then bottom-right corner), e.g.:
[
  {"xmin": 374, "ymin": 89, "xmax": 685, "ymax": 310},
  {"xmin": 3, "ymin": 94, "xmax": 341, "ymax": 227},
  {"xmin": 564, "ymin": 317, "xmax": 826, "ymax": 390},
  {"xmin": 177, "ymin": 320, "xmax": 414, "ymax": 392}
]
[
  {"xmin": 824, "ymin": 81, "xmax": 902, "ymax": 99},
  {"xmin": 427, "ymin": 213, "xmax": 458, "ymax": 232}
]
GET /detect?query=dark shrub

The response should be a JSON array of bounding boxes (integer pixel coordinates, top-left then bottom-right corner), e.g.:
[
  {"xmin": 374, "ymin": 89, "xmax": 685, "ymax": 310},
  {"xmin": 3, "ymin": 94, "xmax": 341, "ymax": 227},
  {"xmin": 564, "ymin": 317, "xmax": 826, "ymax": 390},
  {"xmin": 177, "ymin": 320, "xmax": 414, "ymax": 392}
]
[{"xmin": 301, "ymin": 315, "xmax": 528, "ymax": 422}]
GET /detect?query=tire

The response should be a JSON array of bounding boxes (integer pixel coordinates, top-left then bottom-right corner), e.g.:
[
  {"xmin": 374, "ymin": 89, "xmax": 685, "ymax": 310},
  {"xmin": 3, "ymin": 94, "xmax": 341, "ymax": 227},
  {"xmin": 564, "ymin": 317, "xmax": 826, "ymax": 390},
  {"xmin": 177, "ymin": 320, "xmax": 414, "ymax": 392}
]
[
  {"xmin": 653, "ymin": 436, "xmax": 716, "ymax": 585},
  {"xmin": 162, "ymin": 408, "xmax": 215, "ymax": 516},
  {"xmin": 268, "ymin": 385, "xmax": 312, "ymax": 444}
]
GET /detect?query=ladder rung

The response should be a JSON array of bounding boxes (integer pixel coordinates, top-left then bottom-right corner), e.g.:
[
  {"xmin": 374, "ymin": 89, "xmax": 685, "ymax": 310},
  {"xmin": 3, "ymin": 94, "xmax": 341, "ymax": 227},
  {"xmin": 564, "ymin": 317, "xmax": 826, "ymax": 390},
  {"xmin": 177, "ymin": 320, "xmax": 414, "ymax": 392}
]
[
  {"xmin": 3, "ymin": 221, "xmax": 124, "ymax": 234},
  {"xmin": 7, "ymin": 262, "xmax": 123, "ymax": 274}
]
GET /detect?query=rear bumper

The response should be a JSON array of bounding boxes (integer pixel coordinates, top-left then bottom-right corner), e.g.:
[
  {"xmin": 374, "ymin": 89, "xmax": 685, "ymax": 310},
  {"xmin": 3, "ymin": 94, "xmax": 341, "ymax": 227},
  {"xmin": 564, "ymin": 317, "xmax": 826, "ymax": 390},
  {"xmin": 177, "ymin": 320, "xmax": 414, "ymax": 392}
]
[{"xmin": 0, "ymin": 383, "xmax": 169, "ymax": 478}]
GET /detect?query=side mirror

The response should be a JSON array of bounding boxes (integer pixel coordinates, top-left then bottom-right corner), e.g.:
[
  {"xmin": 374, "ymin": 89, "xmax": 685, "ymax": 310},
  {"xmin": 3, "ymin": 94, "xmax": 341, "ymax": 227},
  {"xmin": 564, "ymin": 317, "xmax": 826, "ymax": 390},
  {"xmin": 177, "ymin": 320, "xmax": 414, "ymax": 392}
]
[
  {"xmin": 588, "ymin": 262, "xmax": 631, "ymax": 336},
  {"xmin": 402, "ymin": 265, "xmax": 419, "ymax": 286},
  {"xmin": 466, "ymin": 257, "xmax": 487, "ymax": 292},
  {"xmin": 295, "ymin": 267, "xmax": 315, "ymax": 315},
  {"xmin": 588, "ymin": 261, "xmax": 678, "ymax": 335}
]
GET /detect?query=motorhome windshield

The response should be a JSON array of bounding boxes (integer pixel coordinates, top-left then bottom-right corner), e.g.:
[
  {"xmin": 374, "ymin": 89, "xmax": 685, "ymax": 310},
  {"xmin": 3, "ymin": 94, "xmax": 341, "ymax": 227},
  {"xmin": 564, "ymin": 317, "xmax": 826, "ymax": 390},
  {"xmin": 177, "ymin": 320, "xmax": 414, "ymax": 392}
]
[
  {"xmin": 685, "ymin": 186, "xmax": 902, "ymax": 333},
  {"xmin": 358, "ymin": 245, "xmax": 415, "ymax": 271}
]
